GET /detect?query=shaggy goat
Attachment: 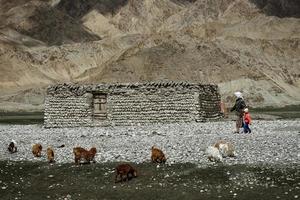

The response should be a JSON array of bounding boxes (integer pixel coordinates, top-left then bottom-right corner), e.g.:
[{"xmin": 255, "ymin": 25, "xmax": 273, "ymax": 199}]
[
  {"xmin": 8, "ymin": 140, "xmax": 17, "ymax": 153},
  {"xmin": 206, "ymin": 140, "xmax": 236, "ymax": 162},
  {"xmin": 73, "ymin": 147, "xmax": 97, "ymax": 164},
  {"xmin": 32, "ymin": 144, "xmax": 42, "ymax": 157},
  {"xmin": 151, "ymin": 146, "xmax": 167, "ymax": 163},
  {"xmin": 115, "ymin": 163, "xmax": 137, "ymax": 183},
  {"xmin": 47, "ymin": 147, "xmax": 55, "ymax": 163},
  {"xmin": 206, "ymin": 146, "xmax": 223, "ymax": 162},
  {"xmin": 214, "ymin": 140, "xmax": 236, "ymax": 157}
]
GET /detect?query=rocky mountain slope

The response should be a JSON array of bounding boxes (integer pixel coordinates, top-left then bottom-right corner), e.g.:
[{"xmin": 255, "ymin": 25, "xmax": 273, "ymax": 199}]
[{"xmin": 0, "ymin": 0, "xmax": 299, "ymax": 112}]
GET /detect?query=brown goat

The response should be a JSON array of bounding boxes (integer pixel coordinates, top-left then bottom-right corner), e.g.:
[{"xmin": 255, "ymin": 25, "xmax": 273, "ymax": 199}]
[
  {"xmin": 115, "ymin": 163, "xmax": 137, "ymax": 183},
  {"xmin": 47, "ymin": 147, "xmax": 55, "ymax": 163},
  {"xmin": 32, "ymin": 144, "xmax": 42, "ymax": 157},
  {"xmin": 73, "ymin": 147, "xmax": 97, "ymax": 164},
  {"xmin": 151, "ymin": 146, "xmax": 167, "ymax": 163}
]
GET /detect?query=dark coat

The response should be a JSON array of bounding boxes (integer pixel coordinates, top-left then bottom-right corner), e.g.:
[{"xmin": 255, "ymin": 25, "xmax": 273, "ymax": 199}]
[{"xmin": 230, "ymin": 98, "xmax": 246, "ymax": 113}]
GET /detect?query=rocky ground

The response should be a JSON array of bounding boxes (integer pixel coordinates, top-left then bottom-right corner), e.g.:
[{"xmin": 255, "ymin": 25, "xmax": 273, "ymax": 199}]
[{"xmin": 0, "ymin": 119, "xmax": 299, "ymax": 166}]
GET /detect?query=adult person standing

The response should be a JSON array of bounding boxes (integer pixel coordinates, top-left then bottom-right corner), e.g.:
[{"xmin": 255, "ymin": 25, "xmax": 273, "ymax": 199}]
[{"xmin": 230, "ymin": 91, "xmax": 246, "ymax": 133}]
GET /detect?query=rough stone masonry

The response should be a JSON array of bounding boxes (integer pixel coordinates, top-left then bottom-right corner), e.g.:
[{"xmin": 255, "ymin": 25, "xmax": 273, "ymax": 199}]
[{"xmin": 44, "ymin": 82, "xmax": 223, "ymax": 128}]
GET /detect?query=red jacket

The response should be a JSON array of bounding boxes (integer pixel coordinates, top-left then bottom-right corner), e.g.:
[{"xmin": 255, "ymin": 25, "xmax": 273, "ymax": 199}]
[{"xmin": 244, "ymin": 112, "xmax": 252, "ymax": 124}]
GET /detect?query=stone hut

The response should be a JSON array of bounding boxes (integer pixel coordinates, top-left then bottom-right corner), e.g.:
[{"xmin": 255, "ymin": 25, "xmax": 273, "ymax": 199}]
[{"xmin": 44, "ymin": 82, "xmax": 222, "ymax": 128}]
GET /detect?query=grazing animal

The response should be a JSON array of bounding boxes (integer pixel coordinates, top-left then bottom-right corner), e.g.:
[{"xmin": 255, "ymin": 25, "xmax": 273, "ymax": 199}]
[
  {"xmin": 214, "ymin": 140, "xmax": 236, "ymax": 157},
  {"xmin": 115, "ymin": 163, "xmax": 137, "ymax": 183},
  {"xmin": 206, "ymin": 146, "xmax": 223, "ymax": 162},
  {"xmin": 8, "ymin": 140, "xmax": 17, "ymax": 153},
  {"xmin": 32, "ymin": 144, "xmax": 43, "ymax": 157},
  {"xmin": 73, "ymin": 147, "xmax": 97, "ymax": 164},
  {"xmin": 47, "ymin": 147, "xmax": 55, "ymax": 163},
  {"xmin": 151, "ymin": 146, "xmax": 167, "ymax": 163}
]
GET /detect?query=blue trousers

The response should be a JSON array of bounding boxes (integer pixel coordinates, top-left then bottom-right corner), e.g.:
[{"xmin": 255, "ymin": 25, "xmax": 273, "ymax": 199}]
[{"xmin": 243, "ymin": 123, "xmax": 251, "ymax": 133}]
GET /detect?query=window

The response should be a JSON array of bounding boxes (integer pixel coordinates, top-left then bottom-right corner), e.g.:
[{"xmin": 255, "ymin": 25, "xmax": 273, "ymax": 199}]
[{"xmin": 93, "ymin": 93, "xmax": 107, "ymax": 120}]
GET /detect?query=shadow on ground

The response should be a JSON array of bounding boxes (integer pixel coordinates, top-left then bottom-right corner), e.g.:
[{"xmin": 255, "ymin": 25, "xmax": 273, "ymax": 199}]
[{"xmin": 0, "ymin": 161, "xmax": 299, "ymax": 200}]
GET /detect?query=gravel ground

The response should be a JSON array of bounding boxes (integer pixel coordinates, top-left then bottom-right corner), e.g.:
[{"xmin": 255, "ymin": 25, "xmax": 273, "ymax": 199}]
[{"xmin": 0, "ymin": 120, "xmax": 299, "ymax": 166}]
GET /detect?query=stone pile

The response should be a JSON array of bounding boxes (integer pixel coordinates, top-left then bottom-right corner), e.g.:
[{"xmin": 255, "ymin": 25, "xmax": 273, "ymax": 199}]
[{"xmin": 0, "ymin": 120, "xmax": 299, "ymax": 166}]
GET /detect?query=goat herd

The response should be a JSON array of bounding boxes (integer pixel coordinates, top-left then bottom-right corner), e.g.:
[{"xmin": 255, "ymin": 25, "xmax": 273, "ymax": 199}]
[{"xmin": 7, "ymin": 139, "xmax": 236, "ymax": 183}]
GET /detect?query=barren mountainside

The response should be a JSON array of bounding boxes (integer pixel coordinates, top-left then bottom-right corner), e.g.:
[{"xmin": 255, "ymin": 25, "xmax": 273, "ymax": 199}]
[{"xmin": 0, "ymin": 0, "xmax": 299, "ymax": 112}]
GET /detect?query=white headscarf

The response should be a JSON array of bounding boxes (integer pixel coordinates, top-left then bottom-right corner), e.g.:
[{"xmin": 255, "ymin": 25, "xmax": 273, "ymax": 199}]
[{"xmin": 234, "ymin": 91, "xmax": 243, "ymax": 98}]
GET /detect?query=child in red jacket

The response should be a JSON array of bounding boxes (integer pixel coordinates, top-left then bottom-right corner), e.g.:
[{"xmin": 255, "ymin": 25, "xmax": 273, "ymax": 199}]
[{"xmin": 243, "ymin": 108, "xmax": 252, "ymax": 133}]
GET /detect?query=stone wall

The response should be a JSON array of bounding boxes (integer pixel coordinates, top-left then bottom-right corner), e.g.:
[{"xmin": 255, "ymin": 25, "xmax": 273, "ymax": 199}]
[
  {"xmin": 44, "ymin": 82, "xmax": 222, "ymax": 128},
  {"xmin": 44, "ymin": 95, "xmax": 93, "ymax": 127}
]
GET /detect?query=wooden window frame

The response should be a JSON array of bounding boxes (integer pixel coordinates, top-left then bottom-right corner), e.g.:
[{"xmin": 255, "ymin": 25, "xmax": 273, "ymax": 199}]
[{"xmin": 93, "ymin": 93, "xmax": 107, "ymax": 120}]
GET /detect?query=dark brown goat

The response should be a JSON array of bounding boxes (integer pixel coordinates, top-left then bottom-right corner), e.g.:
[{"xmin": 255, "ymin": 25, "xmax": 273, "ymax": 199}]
[{"xmin": 115, "ymin": 163, "xmax": 137, "ymax": 183}]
